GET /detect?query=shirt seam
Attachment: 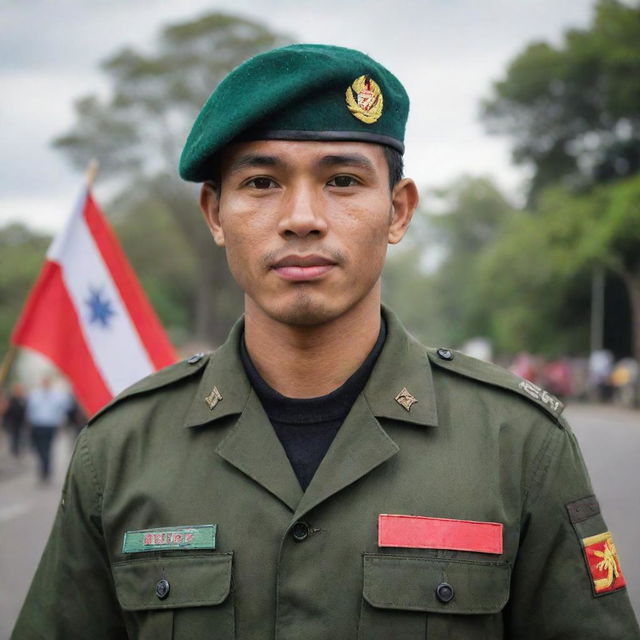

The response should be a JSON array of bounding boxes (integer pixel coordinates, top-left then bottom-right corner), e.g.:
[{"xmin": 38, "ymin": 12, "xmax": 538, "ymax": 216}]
[
  {"xmin": 522, "ymin": 421, "xmax": 563, "ymax": 510},
  {"xmin": 78, "ymin": 428, "xmax": 104, "ymax": 515}
]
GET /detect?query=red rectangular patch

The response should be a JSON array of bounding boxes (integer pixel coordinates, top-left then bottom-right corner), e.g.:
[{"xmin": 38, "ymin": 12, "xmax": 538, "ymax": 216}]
[{"xmin": 378, "ymin": 514, "xmax": 503, "ymax": 554}]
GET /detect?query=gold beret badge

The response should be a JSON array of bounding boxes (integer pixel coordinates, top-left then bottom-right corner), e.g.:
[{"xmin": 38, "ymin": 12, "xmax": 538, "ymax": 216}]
[{"xmin": 345, "ymin": 75, "xmax": 383, "ymax": 124}]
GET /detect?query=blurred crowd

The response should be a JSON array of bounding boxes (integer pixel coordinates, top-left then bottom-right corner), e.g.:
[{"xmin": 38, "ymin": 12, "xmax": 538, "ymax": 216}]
[
  {"xmin": 0, "ymin": 376, "xmax": 85, "ymax": 483},
  {"xmin": 509, "ymin": 350, "xmax": 639, "ymax": 407}
]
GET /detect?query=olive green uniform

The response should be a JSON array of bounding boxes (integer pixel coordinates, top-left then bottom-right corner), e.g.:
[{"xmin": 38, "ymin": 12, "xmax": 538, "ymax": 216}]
[{"xmin": 13, "ymin": 309, "xmax": 640, "ymax": 639}]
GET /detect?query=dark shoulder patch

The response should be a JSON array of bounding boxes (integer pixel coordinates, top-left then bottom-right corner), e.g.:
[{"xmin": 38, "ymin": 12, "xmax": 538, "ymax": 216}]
[
  {"xmin": 88, "ymin": 354, "xmax": 211, "ymax": 425},
  {"xmin": 427, "ymin": 348, "xmax": 564, "ymax": 423}
]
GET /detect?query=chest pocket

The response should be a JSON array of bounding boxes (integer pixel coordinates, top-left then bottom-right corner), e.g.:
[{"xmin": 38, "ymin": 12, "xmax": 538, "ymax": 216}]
[
  {"xmin": 112, "ymin": 553, "xmax": 234, "ymax": 640},
  {"xmin": 358, "ymin": 554, "xmax": 510, "ymax": 639}
]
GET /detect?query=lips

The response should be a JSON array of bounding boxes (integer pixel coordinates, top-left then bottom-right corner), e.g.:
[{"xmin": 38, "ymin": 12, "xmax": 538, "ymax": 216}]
[{"xmin": 271, "ymin": 254, "xmax": 336, "ymax": 281}]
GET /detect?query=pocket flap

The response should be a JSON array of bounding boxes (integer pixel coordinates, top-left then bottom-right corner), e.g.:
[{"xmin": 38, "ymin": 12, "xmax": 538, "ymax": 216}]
[
  {"xmin": 363, "ymin": 554, "xmax": 509, "ymax": 614},
  {"xmin": 113, "ymin": 553, "xmax": 233, "ymax": 611}
]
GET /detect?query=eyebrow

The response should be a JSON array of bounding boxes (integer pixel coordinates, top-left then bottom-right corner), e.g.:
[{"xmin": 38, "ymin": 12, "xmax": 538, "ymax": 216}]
[
  {"xmin": 227, "ymin": 154, "xmax": 283, "ymax": 175},
  {"xmin": 317, "ymin": 154, "xmax": 376, "ymax": 173}
]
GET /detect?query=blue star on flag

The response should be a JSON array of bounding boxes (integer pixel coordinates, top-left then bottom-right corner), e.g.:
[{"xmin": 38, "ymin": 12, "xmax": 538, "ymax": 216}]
[{"xmin": 86, "ymin": 287, "xmax": 116, "ymax": 328}]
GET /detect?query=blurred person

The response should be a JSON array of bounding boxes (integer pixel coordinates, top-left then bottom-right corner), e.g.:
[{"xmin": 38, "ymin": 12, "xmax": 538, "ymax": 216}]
[
  {"xmin": 589, "ymin": 349, "xmax": 614, "ymax": 401},
  {"xmin": 509, "ymin": 350, "xmax": 538, "ymax": 382},
  {"xmin": 2, "ymin": 382, "xmax": 27, "ymax": 458},
  {"xmin": 65, "ymin": 397, "xmax": 87, "ymax": 440},
  {"xmin": 542, "ymin": 358, "xmax": 573, "ymax": 400},
  {"xmin": 25, "ymin": 375, "xmax": 70, "ymax": 483},
  {"xmin": 610, "ymin": 358, "xmax": 639, "ymax": 407},
  {"xmin": 13, "ymin": 45, "xmax": 639, "ymax": 639}
]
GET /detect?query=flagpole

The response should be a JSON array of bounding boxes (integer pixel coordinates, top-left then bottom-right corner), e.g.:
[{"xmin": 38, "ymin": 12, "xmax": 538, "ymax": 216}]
[
  {"xmin": 0, "ymin": 344, "xmax": 17, "ymax": 388},
  {"xmin": 85, "ymin": 158, "xmax": 99, "ymax": 188}
]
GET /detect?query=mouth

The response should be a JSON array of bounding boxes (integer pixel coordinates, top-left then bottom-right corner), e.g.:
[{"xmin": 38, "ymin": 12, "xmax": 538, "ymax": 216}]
[{"xmin": 271, "ymin": 254, "xmax": 337, "ymax": 281}]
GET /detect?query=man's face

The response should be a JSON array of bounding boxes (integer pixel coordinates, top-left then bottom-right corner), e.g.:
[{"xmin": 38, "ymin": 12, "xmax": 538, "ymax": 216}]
[{"xmin": 200, "ymin": 140, "xmax": 417, "ymax": 327}]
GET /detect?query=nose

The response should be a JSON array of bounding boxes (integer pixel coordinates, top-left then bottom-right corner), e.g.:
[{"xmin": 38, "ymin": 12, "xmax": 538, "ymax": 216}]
[{"xmin": 277, "ymin": 181, "xmax": 328, "ymax": 239}]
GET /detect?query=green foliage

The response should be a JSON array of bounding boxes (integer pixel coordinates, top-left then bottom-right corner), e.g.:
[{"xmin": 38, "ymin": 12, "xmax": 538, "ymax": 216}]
[
  {"xmin": 0, "ymin": 224, "xmax": 50, "ymax": 352},
  {"xmin": 385, "ymin": 173, "xmax": 640, "ymax": 360},
  {"xmin": 482, "ymin": 0, "xmax": 640, "ymax": 204},
  {"xmin": 383, "ymin": 176, "xmax": 514, "ymax": 347},
  {"xmin": 107, "ymin": 190, "xmax": 198, "ymax": 344},
  {"xmin": 480, "ymin": 0, "xmax": 640, "ymax": 364},
  {"xmin": 476, "ymin": 210, "xmax": 592, "ymax": 356},
  {"xmin": 478, "ymin": 175, "xmax": 640, "ymax": 358},
  {"xmin": 383, "ymin": 244, "xmax": 438, "ymax": 345}
]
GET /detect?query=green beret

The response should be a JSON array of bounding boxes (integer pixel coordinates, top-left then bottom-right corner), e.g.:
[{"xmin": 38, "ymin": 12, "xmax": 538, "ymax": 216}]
[{"xmin": 179, "ymin": 44, "xmax": 409, "ymax": 182}]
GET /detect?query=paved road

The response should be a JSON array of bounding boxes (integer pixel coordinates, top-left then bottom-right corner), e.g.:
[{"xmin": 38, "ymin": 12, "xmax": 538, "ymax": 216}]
[
  {"xmin": 0, "ymin": 404, "xmax": 638, "ymax": 637},
  {"xmin": 0, "ymin": 428, "xmax": 74, "ymax": 640}
]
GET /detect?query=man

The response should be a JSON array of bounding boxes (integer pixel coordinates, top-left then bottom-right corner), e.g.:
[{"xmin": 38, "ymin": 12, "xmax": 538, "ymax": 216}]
[
  {"xmin": 13, "ymin": 44, "xmax": 639, "ymax": 639},
  {"xmin": 25, "ymin": 375, "xmax": 70, "ymax": 483},
  {"xmin": 1, "ymin": 381, "xmax": 26, "ymax": 459}
]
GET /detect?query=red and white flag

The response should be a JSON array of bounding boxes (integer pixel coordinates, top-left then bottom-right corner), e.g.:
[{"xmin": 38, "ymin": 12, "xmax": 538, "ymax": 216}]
[{"xmin": 12, "ymin": 187, "xmax": 177, "ymax": 415}]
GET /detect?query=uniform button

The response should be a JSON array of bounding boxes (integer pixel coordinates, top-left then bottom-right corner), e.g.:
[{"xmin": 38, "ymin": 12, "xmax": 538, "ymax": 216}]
[
  {"xmin": 187, "ymin": 353, "xmax": 204, "ymax": 364},
  {"xmin": 436, "ymin": 582, "xmax": 454, "ymax": 603},
  {"xmin": 291, "ymin": 521, "xmax": 310, "ymax": 542},
  {"xmin": 155, "ymin": 578, "xmax": 170, "ymax": 600},
  {"xmin": 437, "ymin": 348, "xmax": 454, "ymax": 361}
]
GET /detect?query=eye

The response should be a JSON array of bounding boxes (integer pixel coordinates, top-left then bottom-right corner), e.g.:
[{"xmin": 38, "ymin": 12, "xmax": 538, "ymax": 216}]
[
  {"xmin": 247, "ymin": 177, "xmax": 278, "ymax": 189},
  {"xmin": 328, "ymin": 175, "xmax": 359, "ymax": 187}
]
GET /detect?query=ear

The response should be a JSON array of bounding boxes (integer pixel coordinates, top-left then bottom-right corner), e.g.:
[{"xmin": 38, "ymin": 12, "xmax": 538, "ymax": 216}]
[
  {"xmin": 388, "ymin": 178, "xmax": 419, "ymax": 244},
  {"xmin": 199, "ymin": 183, "xmax": 225, "ymax": 247}
]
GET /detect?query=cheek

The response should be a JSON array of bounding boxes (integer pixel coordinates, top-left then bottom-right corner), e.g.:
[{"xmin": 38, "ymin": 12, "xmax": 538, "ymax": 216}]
[
  {"xmin": 338, "ymin": 205, "xmax": 392, "ymax": 266},
  {"xmin": 223, "ymin": 230, "xmax": 258, "ymax": 274},
  {"xmin": 219, "ymin": 204, "xmax": 261, "ymax": 251},
  {"xmin": 218, "ymin": 210, "xmax": 275, "ymax": 287}
]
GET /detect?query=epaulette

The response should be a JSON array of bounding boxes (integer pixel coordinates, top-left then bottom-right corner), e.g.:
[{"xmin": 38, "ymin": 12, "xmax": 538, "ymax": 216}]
[
  {"xmin": 88, "ymin": 352, "xmax": 211, "ymax": 425},
  {"xmin": 427, "ymin": 347, "xmax": 564, "ymax": 424}
]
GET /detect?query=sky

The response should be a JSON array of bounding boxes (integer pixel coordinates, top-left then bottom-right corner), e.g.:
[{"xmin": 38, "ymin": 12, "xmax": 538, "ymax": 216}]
[{"xmin": 0, "ymin": 0, "xmax": 596, "ymax": 233}]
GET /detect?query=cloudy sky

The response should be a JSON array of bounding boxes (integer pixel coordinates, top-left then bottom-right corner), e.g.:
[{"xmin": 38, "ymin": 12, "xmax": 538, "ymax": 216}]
[{"xmin": 1, "ymin": 0, "xmax": 595, "ymax": 232}]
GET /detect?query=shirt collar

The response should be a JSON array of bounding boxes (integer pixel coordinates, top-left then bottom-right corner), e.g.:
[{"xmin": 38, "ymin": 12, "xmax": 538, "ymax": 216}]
[
  {"xmin": 362, "ymin": 306, "xmax": 438, "ymax": 427},
  {"xmin": 183, "ymin": 306, "xmax": 438, "ymax": 429}
]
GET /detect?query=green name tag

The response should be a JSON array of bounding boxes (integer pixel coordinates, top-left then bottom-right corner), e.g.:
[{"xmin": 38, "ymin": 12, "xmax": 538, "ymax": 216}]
[{"xmin": 122, "ymin": 524, "xmax": 216, "ymax": 553}]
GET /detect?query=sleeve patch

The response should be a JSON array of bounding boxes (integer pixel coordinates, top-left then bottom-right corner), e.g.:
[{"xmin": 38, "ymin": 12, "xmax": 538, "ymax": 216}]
[
  {"xmin": 582, "ymin": 532, "xmax": 627, "ymax": 595},
  {"xmin": 566, "ymin": 495, "xmax": 627, "ymax": 598},
  {"xmin": 566, "ymin": 495, "xmax": 600, "ymax": 524}
]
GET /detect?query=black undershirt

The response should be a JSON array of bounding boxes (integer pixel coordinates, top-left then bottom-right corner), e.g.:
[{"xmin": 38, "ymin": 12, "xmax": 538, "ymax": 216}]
[{"xmin": 240, "ymin": 318, "xmax": 387, "ymax": 490}]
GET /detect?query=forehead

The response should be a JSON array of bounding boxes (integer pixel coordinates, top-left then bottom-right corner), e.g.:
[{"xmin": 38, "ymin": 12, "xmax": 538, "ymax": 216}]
[{"xmin": 219, "ymin": 139, "xmax": 387, "ymax": 174}]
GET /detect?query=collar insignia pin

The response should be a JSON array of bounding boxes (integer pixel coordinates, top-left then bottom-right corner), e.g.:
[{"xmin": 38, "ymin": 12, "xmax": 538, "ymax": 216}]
[
  {"xmin": 205, "ymin": 386, "xmax": 223, "ymax": 410},
  {"xmin": 395, "ymin": 387, "xmax": 417, "ymax": 412}
]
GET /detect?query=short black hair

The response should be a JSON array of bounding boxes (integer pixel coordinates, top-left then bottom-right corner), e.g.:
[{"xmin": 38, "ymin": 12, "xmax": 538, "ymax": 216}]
[
  {"xmin": 206, "ymin": 144, "xmax": 404, "ymax": 193},
  {"xmin": 383, "ymin": 146, "xmax": 404, "ymax": 189}
]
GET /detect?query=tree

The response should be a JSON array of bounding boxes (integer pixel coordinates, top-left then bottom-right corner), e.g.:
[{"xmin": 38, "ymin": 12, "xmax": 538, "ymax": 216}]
[
  {"xmin": 383, "ymin": 176, "xmax": 514, "ymax": 347},
  {"xmin": 481, "ymin": 0, "xmax": 640, "ymax": 371},
  {"xmin": 478, "ymin": 176, "xmax": 640, "ymax": 362},
  {"xmin": 482, "ymin": 0, "xmax": 640, "ymax": 205},
  {"xmin": 54, "ymin": 13, "xmax": 293, "ymax": 345},
  {"xmin": 0, "ymin": 224, "xmax": 51, "ymax": 355},
  {"xmin": 108, "ymin": 187, "xmax": 197, "ymax": 346},
  {"xmin": 475, "ymin": 208, "xmax": 592, "ymax": 357}
]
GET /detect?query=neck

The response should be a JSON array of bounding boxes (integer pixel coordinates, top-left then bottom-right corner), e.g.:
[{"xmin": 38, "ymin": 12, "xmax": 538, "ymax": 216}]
[{"xmin": 243, "ymin": 291, "xmax": 382, "ymax": 398}]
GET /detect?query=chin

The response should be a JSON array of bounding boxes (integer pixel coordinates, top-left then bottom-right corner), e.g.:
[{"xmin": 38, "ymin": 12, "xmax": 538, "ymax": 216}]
[{"xmin": 265, "ymin": 292, "xmax": 341, "ymax": 327}]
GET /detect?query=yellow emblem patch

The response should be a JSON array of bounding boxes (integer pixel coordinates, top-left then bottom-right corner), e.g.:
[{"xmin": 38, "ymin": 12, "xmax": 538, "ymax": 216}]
[
  {"xmin": 582, "ymin": 531, "xmax": 626, "ymax": 595},
  {"xmin": 345, "ymin": 75, "xmax": 383, "ymax": 124}
]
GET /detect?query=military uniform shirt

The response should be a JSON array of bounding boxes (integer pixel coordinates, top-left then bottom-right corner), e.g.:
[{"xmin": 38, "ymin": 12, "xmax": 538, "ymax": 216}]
[{"xmin": 12, "ymin": 308, "xmax": 640, "ymax": 639}]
